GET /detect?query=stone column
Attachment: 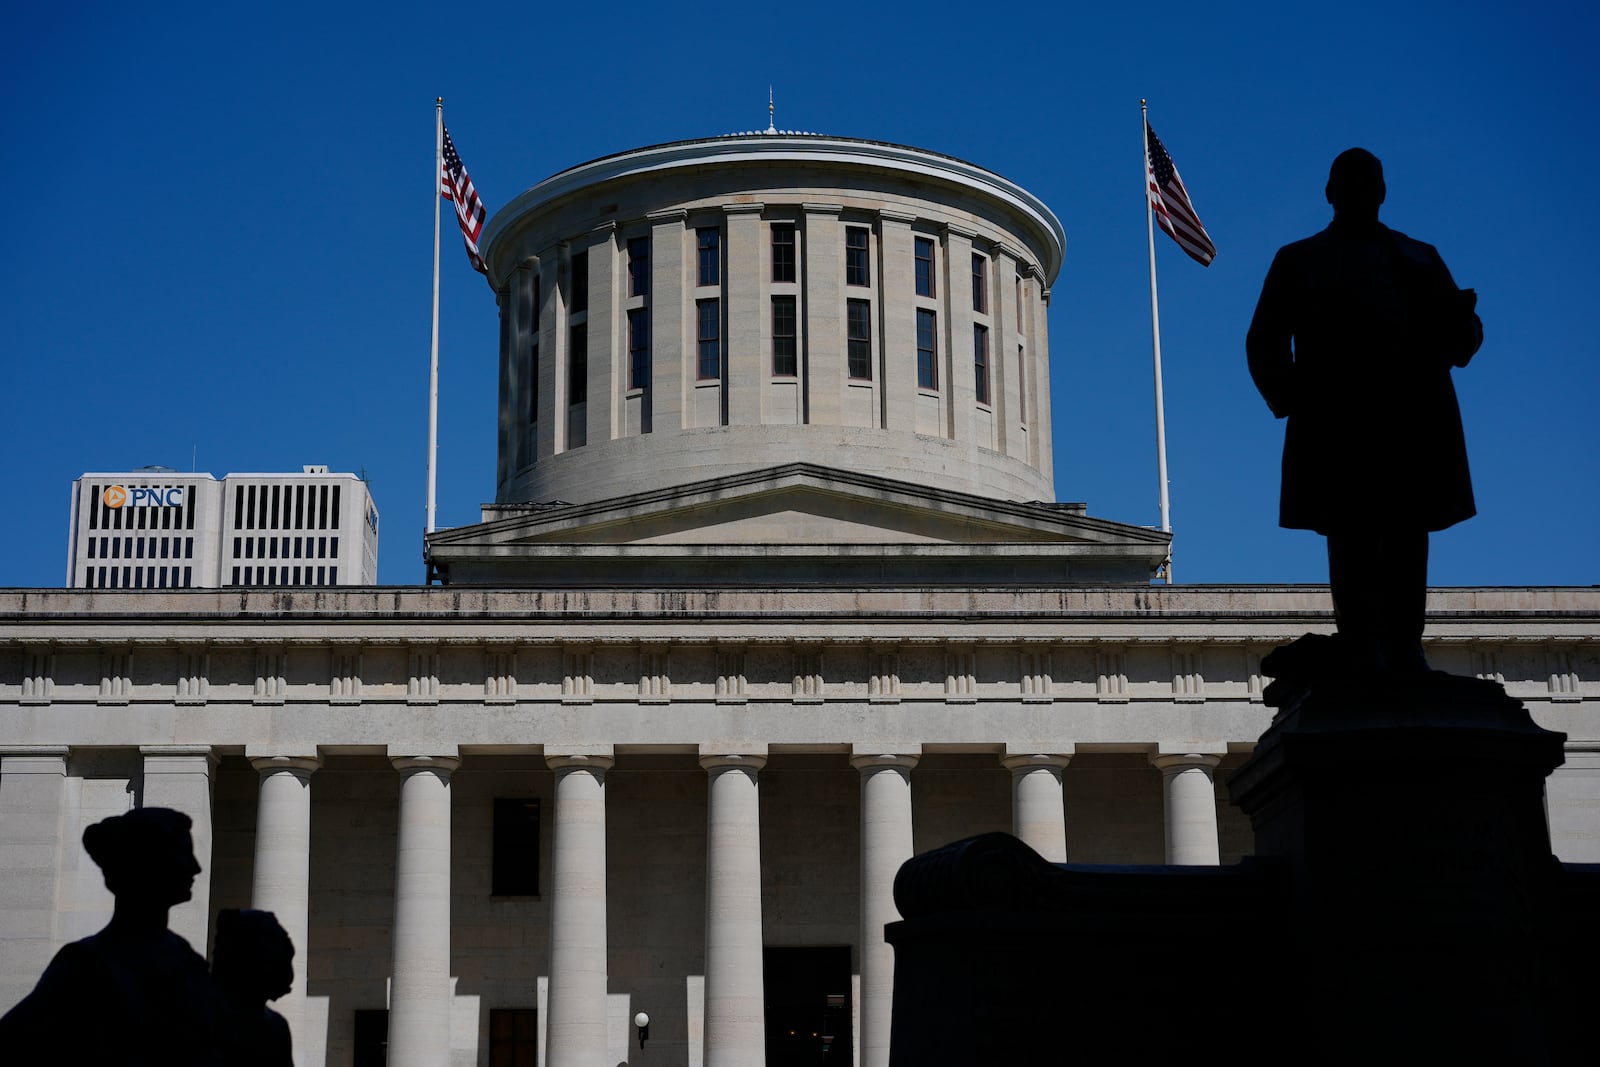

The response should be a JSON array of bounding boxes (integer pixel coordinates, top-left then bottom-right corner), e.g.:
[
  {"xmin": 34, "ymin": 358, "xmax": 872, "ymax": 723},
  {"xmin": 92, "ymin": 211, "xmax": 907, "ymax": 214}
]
[
  {"xmin": 724, "ymin": 203, "xmax": 765, "ymax": 425},
  {"xmin": 545, "ymin": 749, "xmax": 614, "ymax": 1067},
  {"xmin": 941, "ymin": 225, "xmax": 976, "ymax": 447},
  {"xmin": 1150, "ymin": 750, "xmax": 1222, "ymax": 865},
  {"xmin": 140, "ymin": 745, "xmax": 218, "ymax": 952},
  {"xmin": 387, "ymin": 751, "xmax": 460, "ymax": 1067},
  {"xmin": 248, "ymin": 751, "xmax": 321, "ymax": 1066},
  {"xmin": 1000, "ymin": 752, "xmax": 1072, "ymax": 863},
  {"xmin": 699, "ymin": 750, "xmax": 768, "ymax": 1067},
  {"xmin": 537, "ymin": 251, "xmax": 561, "ymax": 463},
  {"xmin": 877, "ymin": 212, "xmax": 917, "ymax": 433},
  {"xmin": 852, "ymin": 749, "xmax": 920, "ymax": 1067},
  {"xmin": 0, "ymin": 747, "xmax": 70, "ymax": 1011},
  {"xmin": 649, "ymin": 208, "xmax": 687, "ymax": 434},
  {"xmin": 802, "ymin": 203, "xmax": 844, "ymax": 426}
]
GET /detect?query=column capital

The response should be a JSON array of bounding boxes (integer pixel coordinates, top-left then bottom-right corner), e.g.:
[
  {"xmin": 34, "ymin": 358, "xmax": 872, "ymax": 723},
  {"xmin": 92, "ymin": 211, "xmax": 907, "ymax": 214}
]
[
  {"xmin": 850, "ymin": 750, "xmax": 921, "ymax": 774},
  {"xmin": 1000, "ymin": 752, "xmax": 1073, "ymax": 774},
  {"xmin": 545, "ymin": 750, "xmax": 615, "ymax": 774},
  {"xmin": 389, "ymin": 753, "xmax": 461, "ymax": 775},
  {"xmin": 0, "ymin": 746, "xmax": 71, "ymax": 769},
  {"xmin": 248, "ymin": 753, "xmax": 323, "ymax": 776},
  {"xmin": 139, "ymin": 744, "xmax": 217, "ymax": 758},
  {"xmin": 699, "ymin": 751, "xmax": 768, "ymax": 774},
  {"xmin": 1150, "ymin": 746, "xmax": 1225, "ymax": 773},
  {"xmin": 140, "ymin": 745, "xmax": 219, "ymax": 773}
]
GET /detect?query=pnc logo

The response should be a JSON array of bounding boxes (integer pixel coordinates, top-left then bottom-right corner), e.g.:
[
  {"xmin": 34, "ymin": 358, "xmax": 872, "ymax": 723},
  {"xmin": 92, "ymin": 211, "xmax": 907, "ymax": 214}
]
[{"xmin": 102, "ymin": 485, "xmax": 184, "ymax": 509}]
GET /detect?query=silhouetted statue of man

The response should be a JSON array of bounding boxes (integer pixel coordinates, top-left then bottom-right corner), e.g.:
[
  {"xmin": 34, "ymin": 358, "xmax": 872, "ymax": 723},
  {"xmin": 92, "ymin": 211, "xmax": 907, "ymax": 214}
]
[
  {"xmin": 212, "ymin": 909, "xmax": 295, "ymax": 1066},
  {"xmin": 0, "ymin": 807, "xmax": 229, "ymax": 1065},
  {"xmin": 1248, "ymin": 148, "xmax": 1482, "ymax": 673}
]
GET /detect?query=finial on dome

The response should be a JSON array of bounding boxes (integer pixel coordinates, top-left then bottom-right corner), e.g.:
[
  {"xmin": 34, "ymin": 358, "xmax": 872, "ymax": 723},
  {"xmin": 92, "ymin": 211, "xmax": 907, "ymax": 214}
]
[{"xmin": 767, "ymin": 86, "xmax": 776, "ymax": 134}]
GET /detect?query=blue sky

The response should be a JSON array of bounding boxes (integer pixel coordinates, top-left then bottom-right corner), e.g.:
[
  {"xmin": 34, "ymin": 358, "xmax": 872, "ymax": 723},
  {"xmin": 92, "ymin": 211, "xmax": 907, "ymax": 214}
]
[{"xmin": 3, "ymin": 1, "xmax": 1595, "ymax": 587}]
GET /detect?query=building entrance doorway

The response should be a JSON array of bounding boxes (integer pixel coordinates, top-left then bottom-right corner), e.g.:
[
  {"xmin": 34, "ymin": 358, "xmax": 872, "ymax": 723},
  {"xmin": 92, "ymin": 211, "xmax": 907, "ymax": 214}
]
[{"xmin": 764, "ymin": 945, "xmax": 852, "ymax": 1066}]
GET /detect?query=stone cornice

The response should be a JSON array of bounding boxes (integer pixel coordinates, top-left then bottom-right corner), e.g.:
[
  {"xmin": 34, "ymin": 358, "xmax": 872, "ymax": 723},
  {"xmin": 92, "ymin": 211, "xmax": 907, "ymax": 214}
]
[{"xmin": 484, "ymin": 135, "xmax": 1065, "ymax": 285}]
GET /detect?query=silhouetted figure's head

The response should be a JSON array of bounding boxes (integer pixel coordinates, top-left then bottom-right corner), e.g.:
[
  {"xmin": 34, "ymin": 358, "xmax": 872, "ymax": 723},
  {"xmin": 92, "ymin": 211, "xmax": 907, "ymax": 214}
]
[
  {"xmin": 83, "ymin": 807, "xmax": 201, "ymax": 914},
  {"xmin": 0, "ymin": 807, "xmax": 227, "ymax": 1064},
  {"xmin": 1326, "ymin": 148, "xmax": 1386, "ymax": 222},
  {"xmin": 213, "ymin": 909, "xmax": 296, "ymax": 1006}
]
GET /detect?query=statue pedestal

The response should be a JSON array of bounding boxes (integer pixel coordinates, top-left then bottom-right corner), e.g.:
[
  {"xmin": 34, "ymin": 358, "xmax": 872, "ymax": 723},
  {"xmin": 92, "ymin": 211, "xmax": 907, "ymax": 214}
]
[
  {"xmin": 885, "ymin": 673, "xmax": 1599, "ymax": 1064},
  {"xmin": 1229, "ymin": 673, "xmax": 1569, "ymax": 1063}
]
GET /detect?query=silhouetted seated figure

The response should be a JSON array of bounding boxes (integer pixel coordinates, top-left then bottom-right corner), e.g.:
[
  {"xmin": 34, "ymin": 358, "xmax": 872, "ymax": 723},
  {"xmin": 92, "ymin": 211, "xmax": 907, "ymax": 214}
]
[
  {"xmin": 0, "ymin": 807, "xmax": 228, "ymax": 1065},
  {"xmin": 212, "ymin": 909, "xmax": 295, "ymax": 1067},
  {"xmin": 1248, "ymin": 148, "xmax": 1482, "ymax": 678}
]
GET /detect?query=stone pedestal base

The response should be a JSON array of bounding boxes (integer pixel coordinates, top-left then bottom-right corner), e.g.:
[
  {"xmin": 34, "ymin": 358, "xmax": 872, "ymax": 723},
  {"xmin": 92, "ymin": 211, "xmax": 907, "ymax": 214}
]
[
  {"xmin": 885, "ymin": 833, "xmax": 1284, "ymax": 1065},
  {"xmin": 884, "ymin": 674, "xmax": 1600, "ymax": 1065},
  {"xmin": 1229, "ymin": 673, "xmax": 1571, "ymax": 1064}
]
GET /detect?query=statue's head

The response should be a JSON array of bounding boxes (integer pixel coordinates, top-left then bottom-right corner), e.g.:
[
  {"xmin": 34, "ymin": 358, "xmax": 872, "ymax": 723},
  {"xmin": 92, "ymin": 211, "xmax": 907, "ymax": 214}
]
[
  {"xmin": 213, "ymin": 908, "xmax": 296, "ymax": 1002},
  {"xmin": 83, "ymin": 807, "xmax": 200, "ymax": 909},
  {"xmin": 1326, "ymin": 148, "xmax": 1386, "ymax": 216}
]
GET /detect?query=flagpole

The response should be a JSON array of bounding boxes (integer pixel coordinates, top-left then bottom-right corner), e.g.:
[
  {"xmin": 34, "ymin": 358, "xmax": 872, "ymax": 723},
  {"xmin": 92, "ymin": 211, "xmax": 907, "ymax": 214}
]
[
  {"xmin": 1142, "ymin": 99, "xmax": 1174, "ymax": 584},
  {"xmin": 427, "ymin": 98, "xmax": 443, "ymax": 546}
]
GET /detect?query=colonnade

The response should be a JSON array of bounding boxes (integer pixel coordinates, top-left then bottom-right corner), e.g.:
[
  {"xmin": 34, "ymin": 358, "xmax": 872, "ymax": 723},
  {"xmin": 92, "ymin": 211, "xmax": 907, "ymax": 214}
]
[{"xmin": 0, "ymin": 744, "xmax": 1226, "ymax": 1067}]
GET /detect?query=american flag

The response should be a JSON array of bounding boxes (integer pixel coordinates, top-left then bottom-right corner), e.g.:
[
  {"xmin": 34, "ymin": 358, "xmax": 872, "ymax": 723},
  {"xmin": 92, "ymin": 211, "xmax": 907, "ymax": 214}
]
[
  {"xmin": 441, "ymin": 124, "xmax": 488, "ymax": 274},
  {"xmin": 1146, "ymin": 125, "xmax": 1216, "ymax": 267}
]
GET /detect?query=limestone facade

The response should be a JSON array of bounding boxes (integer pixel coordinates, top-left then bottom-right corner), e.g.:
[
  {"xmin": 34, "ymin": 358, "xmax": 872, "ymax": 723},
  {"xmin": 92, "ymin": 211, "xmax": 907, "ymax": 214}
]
[{"xmin": 1, "ymin": 586, "xmax": 1595, "ymax": 1066}]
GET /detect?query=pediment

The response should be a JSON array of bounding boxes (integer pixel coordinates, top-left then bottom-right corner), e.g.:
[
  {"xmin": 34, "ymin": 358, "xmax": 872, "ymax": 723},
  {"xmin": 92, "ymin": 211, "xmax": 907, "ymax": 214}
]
[{"xmin": 428, "ymin": 464, "xmax": 1165, "ymax": 550}]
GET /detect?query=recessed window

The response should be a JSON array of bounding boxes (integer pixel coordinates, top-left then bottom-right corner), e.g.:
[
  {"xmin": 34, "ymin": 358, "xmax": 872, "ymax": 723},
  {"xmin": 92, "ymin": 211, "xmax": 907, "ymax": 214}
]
[
  {"xmin": 1017, "ymin": 343, "xmax": 1027, "ymax": 421},
  {"xmin": 627, "ymin": 236, "xmax": 650, "ymax": 297},
  {"xmin": 1015, "ymin": 275, "xmax": 1023, "ymax": 330},
  {"xmin": 628, "ymin": 309, "xmax": 650, "ymax": 390},
  {"xmin": 569, "ymin": 324, "xmax": 587, "ymax": 405},
  {"xmin": 772, "ymin": 296, "xmax": 798, "ymax": 376},
  {"xmin": 490, "ymin": 1009, "xmax": 538, "ymax": 1067},
  {"xmin": 697, "ymin": 228, "xmax": 720, "ymax": 286},
  {"xmin": 846, "ymin": 227, "xmax": 870, "ymax": 286},
  {"xmin": 914, "ymin": 237, "xmax": 935, "ymax": 297},
  {"xmin": 772, "ymin": 224, "xmax": 796, "ymax": 283},
  {"xmin": 527, "ymin": 339, "xmax": 539, "ymax": 425},
  {"xmin": 570, "ymin": 251, "xmax": 589, "ymax": 313},
  {"xmin": 847, "ymin": 299, "xmax": 872, "ymax": 380},
  {"xmin": 697, "ymin": 299, "xmax": 721, "ymax": 379},
  {"xmin": 493, "ymin": 798, "xmax": 541, "ymax": 896},
  {"xmin": 528, "ymin": 276, "xmax": 541, "ymax": 427},
  {"xmin": 353, "ymin": 1009, "xmax": 388, "ymax": 1067},
  {"xmin": 974, "ymin": 324, "xmax": 990, "ymax": 404},
  {"xmin": 916, "ymin": 309, "xmax": 938, "ymax": 389},
  {"xmin": 972, "ymin": 254, "xmax": 987, "ymax": 313}
]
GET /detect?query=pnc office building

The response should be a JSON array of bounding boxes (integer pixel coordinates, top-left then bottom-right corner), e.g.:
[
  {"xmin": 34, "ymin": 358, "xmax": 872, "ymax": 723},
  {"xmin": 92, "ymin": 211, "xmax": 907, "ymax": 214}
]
[{"xmin": 66, "ymin": 466, "xmax": 379, "ymax": 590}]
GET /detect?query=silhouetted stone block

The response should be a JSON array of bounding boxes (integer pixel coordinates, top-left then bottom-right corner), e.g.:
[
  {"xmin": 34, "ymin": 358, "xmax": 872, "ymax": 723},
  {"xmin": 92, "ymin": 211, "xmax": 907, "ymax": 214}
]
[
  {"xmin": 885, "ymin": 833, "xmax": 1287, "ymax": 1065},
  {"xmin": 1230, "ymin": 673, "xmax": 1574, "ymax": 1064},
  {"xmin": 886, "ymin": 674, "xmax": 1599, "ymax": 1065}
]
